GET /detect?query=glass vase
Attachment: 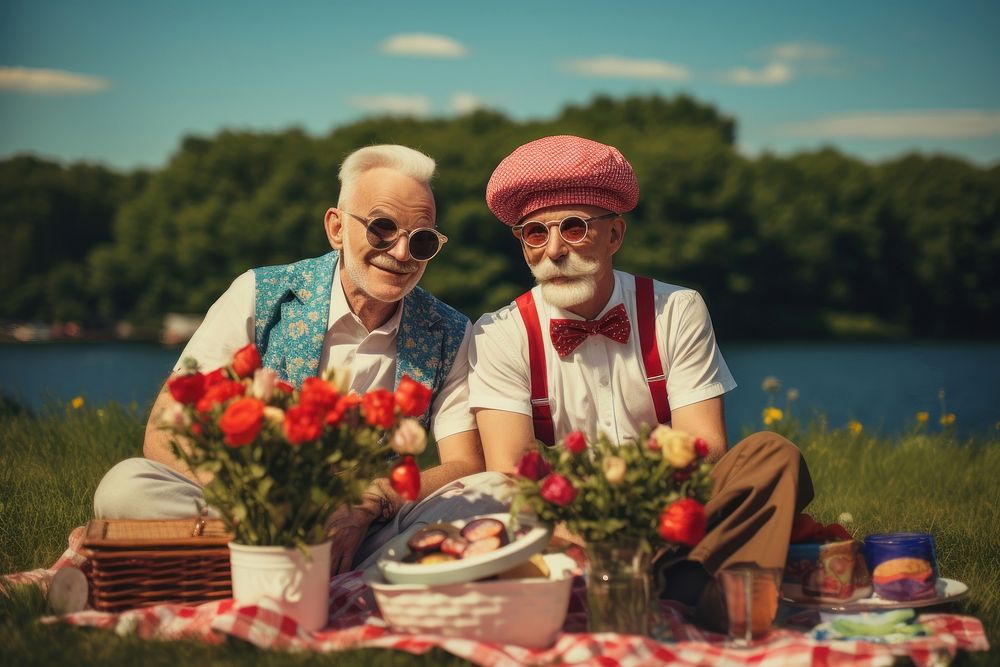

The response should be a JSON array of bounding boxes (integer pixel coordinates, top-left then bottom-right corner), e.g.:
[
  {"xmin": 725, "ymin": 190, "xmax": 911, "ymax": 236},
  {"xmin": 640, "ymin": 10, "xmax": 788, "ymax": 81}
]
[{"xmin": 585, "ymin": 541, "xmax": 652, "ymax": 636}]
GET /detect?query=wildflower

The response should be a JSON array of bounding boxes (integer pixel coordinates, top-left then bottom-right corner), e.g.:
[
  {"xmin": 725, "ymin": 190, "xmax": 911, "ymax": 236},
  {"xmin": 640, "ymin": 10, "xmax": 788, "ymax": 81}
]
[
  {"xmin": 761, "ymin": 376, "xmax": 782, "ymax": 393},
  {"xmin": 848, "ymin": 420, "xmax": 863, "ymax": 435},
  {"xmin": 786, "ymin": 388, "xmax": 799, "ymax": 402},
  {"xmin": 916, "ymin": 411, "xmax": 929, "ymax": 424},
  {"xmin": 838, "ymin": 512, "xmax": 854, "ymax": 524},
  {"xmin": 71, "ymin": 396, "xmax": 84, "ymax": 409},
  {"xmin": 762, "ymin": 406, "xmax": 783, "ymax": 425},
  {"xmin": 940, "ymin": 413, "xmax": 956, "ymax": 426}
]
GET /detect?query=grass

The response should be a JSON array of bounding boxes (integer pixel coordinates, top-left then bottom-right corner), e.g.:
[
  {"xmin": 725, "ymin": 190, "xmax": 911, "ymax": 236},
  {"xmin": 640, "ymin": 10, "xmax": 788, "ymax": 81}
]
[{"xmin": 1, "ymin": 401, "xmax": 996, "ymax": 665}]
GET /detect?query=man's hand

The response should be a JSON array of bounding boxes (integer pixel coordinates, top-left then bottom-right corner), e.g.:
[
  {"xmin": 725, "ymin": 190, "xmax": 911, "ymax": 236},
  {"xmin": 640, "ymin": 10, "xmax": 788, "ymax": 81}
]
[{"xmin": 324, "ymin": 499, "xmax": 380, "ymax": 575}]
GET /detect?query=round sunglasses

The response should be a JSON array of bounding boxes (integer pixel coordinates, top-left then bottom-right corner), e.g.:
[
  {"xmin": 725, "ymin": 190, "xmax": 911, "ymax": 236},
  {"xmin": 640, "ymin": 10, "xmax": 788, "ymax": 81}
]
[
  {"xmin": 342, "ymin": 211, "xmax": 448, "ymax": 261},
  {"xmin": 512, "ymin": 212, "xmax": 620, "ymax": 248}
]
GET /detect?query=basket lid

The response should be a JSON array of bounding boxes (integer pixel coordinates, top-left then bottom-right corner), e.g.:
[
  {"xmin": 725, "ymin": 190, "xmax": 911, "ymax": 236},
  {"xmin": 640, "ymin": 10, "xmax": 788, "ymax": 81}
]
[{"xmin": 82, "ymin": 517, "xmax": 234, "ymax": 548}]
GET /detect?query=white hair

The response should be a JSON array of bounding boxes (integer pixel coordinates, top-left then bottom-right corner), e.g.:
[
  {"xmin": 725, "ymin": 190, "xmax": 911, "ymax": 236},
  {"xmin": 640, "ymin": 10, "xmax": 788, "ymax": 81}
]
[{"xmin": 337, "ymin": 144, "xmax": 436, "ymax": 208}]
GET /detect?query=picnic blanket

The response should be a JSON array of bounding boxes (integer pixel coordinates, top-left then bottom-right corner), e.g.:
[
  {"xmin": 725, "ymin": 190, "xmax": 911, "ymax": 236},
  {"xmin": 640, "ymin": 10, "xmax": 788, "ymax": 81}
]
[{"xmin": 3, "ymin": 526, "xmax": 990, "ymax": 667}]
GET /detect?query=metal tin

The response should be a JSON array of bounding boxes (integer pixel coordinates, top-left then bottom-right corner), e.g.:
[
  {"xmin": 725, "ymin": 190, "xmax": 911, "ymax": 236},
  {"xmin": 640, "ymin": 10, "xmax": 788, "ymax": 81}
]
[{"xmin": 863, "ymin": 532, "xmax": 938, "ymax": 601}]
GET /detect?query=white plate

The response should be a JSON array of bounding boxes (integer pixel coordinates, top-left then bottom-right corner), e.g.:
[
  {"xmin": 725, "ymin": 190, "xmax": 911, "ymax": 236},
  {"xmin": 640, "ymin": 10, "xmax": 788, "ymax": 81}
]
[
  {"xmin": 376, "ymin": 513, "xmax": 553, "ymax": 586},
  {"xmin": 782, "ymin": 577, "xmax": 969, "ymax": 612}
]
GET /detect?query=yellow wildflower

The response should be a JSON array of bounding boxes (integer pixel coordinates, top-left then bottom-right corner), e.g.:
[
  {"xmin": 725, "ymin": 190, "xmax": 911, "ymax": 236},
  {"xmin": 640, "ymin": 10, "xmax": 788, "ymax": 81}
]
[
  {"xmin": 761, "ymin": 376, "xmax": 782, "ymax": 393},
  {"xmin": 786, "ymin": 388, "xmax": 799, "ymax": 402},
  {"xmin": 940, "ymin": 413, "xmax": 956, "ymax": 426},
  {"xmin": 762, "ymin": 407, "xmax": 784, "ymax": 425},
  {"xmin": 71, "ymin": 396, "xmax": 84, "ymax": 409},
  {"xmin": 848, "ymin": 420, "xmax": 863, "ymax": 435},
  {"xmin": 915, "ymin": 411, "xmax": 929, "ymax": 424}
]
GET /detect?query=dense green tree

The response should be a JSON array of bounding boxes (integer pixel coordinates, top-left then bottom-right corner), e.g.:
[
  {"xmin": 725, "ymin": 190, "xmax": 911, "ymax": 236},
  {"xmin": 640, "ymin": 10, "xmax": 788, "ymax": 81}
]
[{"xmin": 1, "ymin": 95, "xmax": 996, "ymax": 339}]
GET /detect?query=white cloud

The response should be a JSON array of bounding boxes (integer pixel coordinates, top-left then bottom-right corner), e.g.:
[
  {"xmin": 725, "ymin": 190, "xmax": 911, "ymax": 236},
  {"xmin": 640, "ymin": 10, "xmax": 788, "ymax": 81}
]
[
  {"xmin": 764, "ymin": 41, "xmax": 839, "ymax": 62},
  {"xmin": 0, "ymin": 66, "xmax": 110, "ymax": 93},
  {"xmin": 783, "ymin": 110, "xmax": 1000, "ymax": 139},
  {"xmin": 450, "ymin": 93, "xmax": 484, "ymax": 115},
  {"xmin": 348, "ymin": 94, "xmax": 432, "ymax": 116},
  {"xmin": 721, "ymin": 62, "xmax": 792, "ymax": 86},
  {"xmin": 563, "ymin": 55, "xmax": 690, "ymax": 81},
  {"xmin": 379, "ymin": 33, "xmax": 468, "ymax": 58}
]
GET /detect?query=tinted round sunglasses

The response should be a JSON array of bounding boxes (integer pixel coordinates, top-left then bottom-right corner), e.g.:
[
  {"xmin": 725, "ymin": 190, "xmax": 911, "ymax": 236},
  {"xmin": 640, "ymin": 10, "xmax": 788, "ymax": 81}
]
[
  {"xmin": 512, "ymin": 212, "xmax": 620, "ymax": 248},
  {"xmin": 342, "ymin": 211, "xmax": 448, "ymax": 261}
]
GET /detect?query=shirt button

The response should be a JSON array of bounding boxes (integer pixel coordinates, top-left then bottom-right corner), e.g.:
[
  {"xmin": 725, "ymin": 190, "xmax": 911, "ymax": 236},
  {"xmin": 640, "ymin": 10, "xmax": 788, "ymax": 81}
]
[{"xmin": 599, "ymin": 375, "xmax": 609, "ymax": 387}]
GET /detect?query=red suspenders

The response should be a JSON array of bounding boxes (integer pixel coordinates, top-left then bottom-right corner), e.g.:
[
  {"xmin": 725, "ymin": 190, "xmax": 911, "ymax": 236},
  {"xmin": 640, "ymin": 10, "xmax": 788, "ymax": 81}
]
[{"xmin": 514, "ymin": 275, "xmax": 671, "ymax": 446}]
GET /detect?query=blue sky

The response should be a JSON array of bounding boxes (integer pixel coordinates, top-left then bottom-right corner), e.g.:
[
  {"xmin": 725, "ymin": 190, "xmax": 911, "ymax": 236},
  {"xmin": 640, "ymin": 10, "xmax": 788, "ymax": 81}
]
[{"xmin": 1, "ymin": 0, "xmax": 998, "ymax": 170}]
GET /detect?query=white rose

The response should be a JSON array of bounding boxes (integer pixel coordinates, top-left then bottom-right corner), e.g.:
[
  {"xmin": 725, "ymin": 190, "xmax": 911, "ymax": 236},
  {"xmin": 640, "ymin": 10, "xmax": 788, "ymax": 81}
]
[
  {"xmin": 602, "ymin": 456, "xmax": 627, "ymax": 485},
  {"xmin": 159, "ymin": 402, "xmax": 190, "ymax": 429},
  {"xmin": 651, "ymin": 425, "xmax": 696, "ymax": 469},
  {"xmin": 251, "ymin": 368, "xmax": 278, "ymax": 401},
  {"xmin": 263, "ymin": 406, "xmax": 285, "ymax": 426},
  {"xmin": 391, "ymin": 418, "xmax": 427, "ymax": 456}
]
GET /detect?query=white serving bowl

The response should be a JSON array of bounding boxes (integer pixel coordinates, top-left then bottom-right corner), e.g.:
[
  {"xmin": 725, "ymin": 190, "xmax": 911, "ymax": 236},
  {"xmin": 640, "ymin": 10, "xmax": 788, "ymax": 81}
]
[{"xmin": 365, "ymin": 552, "xmax": 575, "ymax": 648}]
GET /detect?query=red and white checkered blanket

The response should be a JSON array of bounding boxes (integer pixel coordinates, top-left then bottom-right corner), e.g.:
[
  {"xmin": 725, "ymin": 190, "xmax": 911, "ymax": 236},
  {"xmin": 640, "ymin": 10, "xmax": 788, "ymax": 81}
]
[{"xmin": 3, "ymin": 527, "xmax": 990, "ymax": 667}]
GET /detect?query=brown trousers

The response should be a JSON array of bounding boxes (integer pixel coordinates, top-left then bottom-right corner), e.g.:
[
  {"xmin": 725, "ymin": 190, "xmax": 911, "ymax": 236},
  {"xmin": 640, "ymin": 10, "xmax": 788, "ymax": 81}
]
[{"xmin": 656, "ymin": 431, "xmax": 814, "ymax": 629}]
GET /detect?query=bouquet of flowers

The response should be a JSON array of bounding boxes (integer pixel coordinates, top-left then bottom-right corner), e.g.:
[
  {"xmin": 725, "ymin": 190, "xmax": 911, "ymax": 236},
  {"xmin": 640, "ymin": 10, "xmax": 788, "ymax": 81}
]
[
  {"xmin": 160, "ymin": 343, "xmax": 428, "ymax": 550},
  {"xmin": 510, "ymin": 425, "xmax": 714, "ymax": 554}
]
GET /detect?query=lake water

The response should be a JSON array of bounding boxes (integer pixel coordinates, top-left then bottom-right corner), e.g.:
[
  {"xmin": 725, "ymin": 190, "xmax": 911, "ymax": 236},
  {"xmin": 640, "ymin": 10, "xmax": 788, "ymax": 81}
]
[{"xmin": 1, "ymin": 341, "xmax": 998, "ymax": 438}]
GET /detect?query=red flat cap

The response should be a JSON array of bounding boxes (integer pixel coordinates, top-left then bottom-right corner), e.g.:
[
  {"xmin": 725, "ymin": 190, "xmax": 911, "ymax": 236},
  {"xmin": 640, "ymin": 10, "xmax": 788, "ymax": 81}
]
[{"xmin": 486, "ymin": 135, "xmax": 639, "ymax": 226}]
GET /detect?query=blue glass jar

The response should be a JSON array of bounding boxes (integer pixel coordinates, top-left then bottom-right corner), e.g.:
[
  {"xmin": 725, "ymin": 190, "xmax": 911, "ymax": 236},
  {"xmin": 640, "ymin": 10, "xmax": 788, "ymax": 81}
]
[{"xmin": 863, "ymin": 532, "xmax": 938, "ymax": 601}]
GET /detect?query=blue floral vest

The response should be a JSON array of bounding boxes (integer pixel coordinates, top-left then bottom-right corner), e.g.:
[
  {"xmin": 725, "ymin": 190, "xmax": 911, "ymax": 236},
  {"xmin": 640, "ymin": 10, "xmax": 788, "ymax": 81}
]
[{"xmin": 252, "ymin": 251, "xmax": 468, "ymax": 429}]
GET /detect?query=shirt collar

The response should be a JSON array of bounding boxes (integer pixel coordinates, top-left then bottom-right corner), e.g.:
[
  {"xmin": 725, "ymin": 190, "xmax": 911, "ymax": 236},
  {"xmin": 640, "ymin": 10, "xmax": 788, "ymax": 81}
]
[{"xmin": 328, "ymin": 259, "xmax": 403, "ymax": 335}]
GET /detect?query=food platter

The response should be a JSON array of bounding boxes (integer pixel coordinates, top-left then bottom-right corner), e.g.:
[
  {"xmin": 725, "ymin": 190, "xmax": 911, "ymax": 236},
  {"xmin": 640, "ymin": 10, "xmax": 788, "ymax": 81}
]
[
  {"xmin": 376, "ymin": 513, "xmax": 553, "ymax": 586},
  {"xmin": 782, "ymin": 577, "xmax": 969, "ymax": 612}
]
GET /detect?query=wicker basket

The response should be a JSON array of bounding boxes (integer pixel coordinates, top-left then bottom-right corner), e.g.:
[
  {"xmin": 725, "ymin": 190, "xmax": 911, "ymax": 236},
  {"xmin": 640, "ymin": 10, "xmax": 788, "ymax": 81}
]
[{"xmin": 80, "ymin": 517, "xmax": 234, "ymax": 612}]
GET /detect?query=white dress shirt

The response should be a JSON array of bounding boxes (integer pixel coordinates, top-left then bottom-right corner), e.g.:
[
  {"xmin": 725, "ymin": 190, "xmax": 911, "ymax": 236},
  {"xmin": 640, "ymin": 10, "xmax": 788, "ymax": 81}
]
[
  {"xmin": 174, "ymin": 262, "xmax": 476, "ymax": 441},
  {"xmin": 468, "ymin": 270, "xmax": 737, "ymax": 443}
]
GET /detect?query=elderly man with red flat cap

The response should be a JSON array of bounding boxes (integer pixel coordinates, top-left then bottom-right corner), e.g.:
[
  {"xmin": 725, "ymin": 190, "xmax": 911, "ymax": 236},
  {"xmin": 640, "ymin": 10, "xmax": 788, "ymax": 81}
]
[{"xmin": 468, "ymin": 135, "xmax": 814, "ymax": 629}]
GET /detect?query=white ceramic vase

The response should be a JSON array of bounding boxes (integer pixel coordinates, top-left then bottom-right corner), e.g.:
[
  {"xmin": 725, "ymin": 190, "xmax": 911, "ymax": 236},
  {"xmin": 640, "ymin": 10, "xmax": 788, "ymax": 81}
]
[{"xmin": 228, "ymin": 540, "xmax": 332, "ymax": 631}]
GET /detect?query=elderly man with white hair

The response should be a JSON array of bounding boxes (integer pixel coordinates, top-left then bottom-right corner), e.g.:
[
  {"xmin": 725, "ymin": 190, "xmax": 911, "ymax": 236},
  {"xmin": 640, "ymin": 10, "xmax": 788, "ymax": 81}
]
[{"xmin": 94, "ymin": 144, "xmax": 506, "ymax": 573}]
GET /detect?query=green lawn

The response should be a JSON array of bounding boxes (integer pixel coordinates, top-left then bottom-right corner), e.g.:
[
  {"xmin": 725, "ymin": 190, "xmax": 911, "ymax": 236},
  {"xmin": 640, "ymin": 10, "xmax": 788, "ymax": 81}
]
[{"xmin": 1, "ymin": 401, "xmax": 996, "ymax": 665}]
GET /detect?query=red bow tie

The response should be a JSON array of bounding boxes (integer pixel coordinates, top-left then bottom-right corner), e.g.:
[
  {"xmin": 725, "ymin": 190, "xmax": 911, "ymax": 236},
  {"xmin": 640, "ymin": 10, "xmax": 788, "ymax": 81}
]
[{"xmin": 549, "ymin": 303, "xmax": 631, "ymax": 357}]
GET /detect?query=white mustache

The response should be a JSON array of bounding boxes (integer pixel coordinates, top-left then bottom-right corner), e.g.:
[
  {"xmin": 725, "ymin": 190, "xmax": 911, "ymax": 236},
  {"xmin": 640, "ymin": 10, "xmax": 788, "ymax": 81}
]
[
  {"xmin": 370, "ymin": 254, "xmax": 420, "ymax": 274},
  {"xmin": 530, "ymin": 254, "xmax": 600, "ymax": 282}
]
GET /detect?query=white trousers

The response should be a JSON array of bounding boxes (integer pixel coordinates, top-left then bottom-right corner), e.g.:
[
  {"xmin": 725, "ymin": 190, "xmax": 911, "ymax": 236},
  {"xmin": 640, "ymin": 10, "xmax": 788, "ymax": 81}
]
[{"xmin": 93, "ymin": 458, "xmax": 513, "ymax": 571}]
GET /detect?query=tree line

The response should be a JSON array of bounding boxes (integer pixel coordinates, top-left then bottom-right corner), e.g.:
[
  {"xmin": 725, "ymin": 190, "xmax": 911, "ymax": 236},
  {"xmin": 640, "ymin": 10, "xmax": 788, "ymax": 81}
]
[{"xmin": 2, "ymin": 94, "xmax": 998, "ymax": 340}]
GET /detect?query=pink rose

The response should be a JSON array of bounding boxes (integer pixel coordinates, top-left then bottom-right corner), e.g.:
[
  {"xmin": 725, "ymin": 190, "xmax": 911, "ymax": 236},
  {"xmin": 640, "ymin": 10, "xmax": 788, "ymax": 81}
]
[
  {"xmin": 540, "ymin": 473, "xmax": 577, "ymax": 506},
  {"xmin": 515, "ymin": 451, "xmax": 550, "ymax": 481},
  {"xmin": 563, "ymin": 430, "xmax": 587, "ymax": 455}
]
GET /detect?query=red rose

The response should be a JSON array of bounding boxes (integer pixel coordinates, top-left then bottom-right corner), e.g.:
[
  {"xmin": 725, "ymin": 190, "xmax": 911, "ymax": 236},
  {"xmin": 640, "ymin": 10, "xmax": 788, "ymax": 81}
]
[
  {"xmin": 362, "ymin": 388, "xmax": 396, "ymax": 429},
  {"xmin": 325, "ymin": 393, "xmax": 361, "ymax": 426},
  {"xmin": 204, "ymin": 368, "xmax": 227, "ymax": 388},
  {"xmin": 196, "ymin": 379, "xmax": 245, "ymax": 413},
  {"xmin": 694, "ymin": 438, "xmax": 710, "ymax": 459},
  {"xmin": 658, "ymin": 498, "xmax": 707, "ymax": 547},
  {"xmin": 283, "ymin": 404, "xmax": 323, "ymax": 444},
  {"xmin": 167, "ymin": 372, "xmax": 205, "ymax": 405},
  {"xmin": 515, "ymin": 451, "xmax": 551, "ymax": 481},
  {"xmin": 540, "ymin": 473, "xmax": 577, "ymax": 506},
  {"xmin": 563, "ymin": 430, "xmax": 587, "ymax": 455},
  {"xmin": 219, "ymin": 397, "xmax": 264, "ymax": 447},
  {"xmin": 300, "ymin": 377, "xmax": 339, "ymax": 413},
  {"xmin": 395, "ymin": 376, "xmax": 432, "ymax": 418},
  {"xmin": 275, "ymin": 380, "xmax": 294, "ymax": 394},
  {"xmin": 390, "ymin": 455, "xmax": 421, "ymax": 501},
  {"xmin": 231, "ymin": 343, "xmax": 261, "ymax": 378}
]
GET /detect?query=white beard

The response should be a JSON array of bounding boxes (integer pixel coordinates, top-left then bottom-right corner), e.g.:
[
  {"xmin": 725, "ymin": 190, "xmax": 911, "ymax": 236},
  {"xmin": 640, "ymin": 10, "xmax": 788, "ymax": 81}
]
[{"xmin": 530, "ymin": 254, "xmax": 600, "ymax": 309}]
